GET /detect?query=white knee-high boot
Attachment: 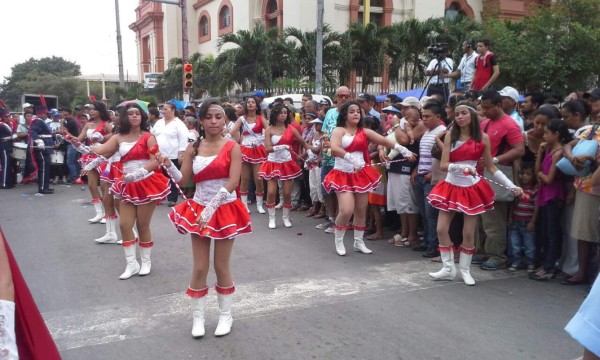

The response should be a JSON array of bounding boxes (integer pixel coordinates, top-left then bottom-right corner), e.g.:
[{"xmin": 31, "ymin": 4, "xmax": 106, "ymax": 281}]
[
  {"xmin": 88, "ymin": 198, "xmax": 104, "ymax": 223},
  {"xmin": 458, "ymin": 246, "xmax": 476, "ymax": 286},
  {"xmin": 95, "ymin": 214, "xmax": 119, "ymax": 243},
  {"xmin": 353, "ymin": 225, "xmax": 372, "ymax": 254},
  {"xmin": 119, "ymin": 239, "xmax": 140, "ymax": 280},
  {"xmin": 429, "ymin": 245, "xmax": 456, "ymax": 280},
  {"xmin": 138, "ymin": 240, "xmax": 153, "ymax": 276},
  {"xmin": 334, "ymin": 224, "xmax": 347, "ymax": 256},
  {"xmin": 282, "ymin": 204, "xmax": 292, "ymax": 228},
  {"xmin": 187, "ymin": 287, "xmax": 208, "ymax": 338},
  {"xmin": 255, "ymin": 192, "xmax": 266, "ymax": 214},
  {"xmin": 267, "ymin": 203, "xmax": 276, "ymax": 229},
  {"xmin": 240, "ymin": 192, "xmax": 250, "ymax": 213},
  {"xmin": 214, "ymin": 284, "xmax": 235, "ymax": 336},
  {"xmin": 0, "ymin": 300, "xmax": 18, "ymax": 360}
]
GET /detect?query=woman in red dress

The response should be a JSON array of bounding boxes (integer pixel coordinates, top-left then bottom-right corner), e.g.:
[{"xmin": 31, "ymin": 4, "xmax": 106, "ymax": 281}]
[
  {"xmin": 259, "ymin": 104, "xmax": 317, "ymax": 229},
  {"xmin": 228, "ymin": 96, "xmax": 269, "ymax": 213},
  {"xmin": 323, "ymin": 101, "xmax": 416, "ymax": 256},
  {"xmin": 76, "ymin": 101, "xmax": 114, "ymax": 224},
  {"xmin": 427, "ymin": 101, "xmax": 522, "ymax": 285},
  {"xmin": 70, "ymin": 104, "xmax": 170, "ymax": 280},
  {"xmin": 163, "ymin": 99, "xmax": 250, "ymax": 338}
]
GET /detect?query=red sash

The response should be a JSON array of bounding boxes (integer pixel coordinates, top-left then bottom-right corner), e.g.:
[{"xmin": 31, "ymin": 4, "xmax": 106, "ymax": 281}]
[
  {"xmin": 344, "ymin": 129, "xmax": 370, "ymax": 163},
  {"xmin": 120, "ymin": 133, "xmax": 153, "ymax": 162},
  {"xmin": 193, "ymin": 140, "xmax": 234, "ymax": 183}
]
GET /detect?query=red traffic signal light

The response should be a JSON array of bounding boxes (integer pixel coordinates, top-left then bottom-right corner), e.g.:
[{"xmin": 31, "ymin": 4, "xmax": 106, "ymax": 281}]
[{"xmin": 183, "ymin": 62, "xmax": 193, "ymax": 90}]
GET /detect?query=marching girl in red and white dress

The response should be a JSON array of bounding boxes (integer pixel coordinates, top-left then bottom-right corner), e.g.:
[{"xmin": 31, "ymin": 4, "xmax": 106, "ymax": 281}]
[
  {"xmin": 70, "ymin": 103, "xmax": 170, "ymax": 280},
  {"xmin": 323, "ymin": 101, "xmax": 416, "ymax": 256},
  {"xmin": 160, "ymin": 99, "xmax": 250, "ymax": 338},
  {"xmin": 258, "ymin": 104, "xmax": 319, "ymax": 229},
  {"xmin": 427, "ymin": 101, "xmax": 523, "ymax": 285},
  {"xmin": 228, "ymin": 96, "xmax": 269, "ymax": 213},
  {"xmin": 75, "ymin": 101, "xmax": 113, "ymax": 224}
]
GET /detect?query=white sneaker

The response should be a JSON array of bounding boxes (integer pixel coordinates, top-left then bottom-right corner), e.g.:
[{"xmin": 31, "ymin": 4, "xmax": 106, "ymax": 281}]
[
  {"xmin": 316, "ymin": 221, "xmax": 332, "ymax": 230},
  {"xmin": 324, "ymin": 226, "xmax": 335, "ymax": 234},
  {"xmin": 275, "ymin": 203, "xmax": 283, "ymax": 209}
]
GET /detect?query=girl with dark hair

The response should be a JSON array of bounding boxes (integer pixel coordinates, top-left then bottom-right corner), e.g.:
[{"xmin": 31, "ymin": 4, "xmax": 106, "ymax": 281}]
[
  {"xmin": 162, "ymin": 98, "xmax": 250, "ymax": 338},
  {"xmin": 530, "ymin": 119, "xmax": 572, "ymax": 280},
  {"xmin": 69, "ymin": 103, "xmax": 170, "ymax": 280},
  {"xmin": 427, "ymin": 101, "xmax": 523, "ymax": 285},
  {"xmin": 323, "ymin": 101, "xmax": 415, "ymax": 256},
  {"xmin": 75, "ymin": 101, "xmax": 114, "ymax": 224},
  {"xmin": 228, "ymin": 96, "xmax": 269, "ymax": 213},
  {"xmin": 562, "ymin": 100, "xmax": 590, "ymax": 135},
  {"xmin": 258, "ymin": 105, "xmax": 316, "ymax": 229}
]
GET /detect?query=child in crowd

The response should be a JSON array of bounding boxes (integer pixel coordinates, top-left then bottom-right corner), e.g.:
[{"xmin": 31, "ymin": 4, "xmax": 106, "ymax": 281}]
[
  {"xmin": 508, "ymin": 162, "xmax": 538, "ymax": 272},
  {"xmin": 365, "ymin": 116, "xmax": 387, "ymax": 240},
  {"xmin": 530, "ymin": 119, "xmax": 573, "ymax": 280},
  {"xmin": 306, "ymin": 117, "xmax": 324, "ymax": 217}
]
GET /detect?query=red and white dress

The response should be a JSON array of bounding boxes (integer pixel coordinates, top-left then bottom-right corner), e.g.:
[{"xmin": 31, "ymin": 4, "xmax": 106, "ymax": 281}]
[
  {"xmin": 258, "ymin": 126, "xmax": 302, "ymax": 180},
  {"xmin": 240, "ymin": 116, "xmax": 267, "ymax": 163},
  {"xmin": 322, "ymin": 128, "xmax": 381, "ymax": 193},
  {"xmin": 79, "ymin": 121, "xmax": 109, "ymax": 169},
  {"xmin": 428, "ymin": 138, "xmax": 494, "ymax": 215},
  {"xmin": 169, "ymin": 140, "xmax": 252, "ymax": 239},
  {"xmin": 109, "ymin": 133, "xmax": 170, "ymax": 205},
  {"xmin": 99, "ymin": 152, "xmax": 122, "ymax": 184}
]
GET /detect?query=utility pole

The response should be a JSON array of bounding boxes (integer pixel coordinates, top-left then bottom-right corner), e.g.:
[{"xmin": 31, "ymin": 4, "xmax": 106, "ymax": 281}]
[
  {"xmin": 315, "ymin": 0, "xmax": 324, "ymax": 95},
  {"xmin": 363, "ymin": 0, "xmax": 370, "ymax": 25},
  {"xmin": 181, "ymin": 0, "xmax": 189, "ymax": 101},
  {"xmin": 115, "ymin": 0, "xmax": 125, "ymax": 88}
]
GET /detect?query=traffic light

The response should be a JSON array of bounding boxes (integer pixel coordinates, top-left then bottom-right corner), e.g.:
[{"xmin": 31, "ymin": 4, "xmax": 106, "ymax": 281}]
[{"xmin": 183, "ymin": 62, "xmax": 193, "ymax": 90}]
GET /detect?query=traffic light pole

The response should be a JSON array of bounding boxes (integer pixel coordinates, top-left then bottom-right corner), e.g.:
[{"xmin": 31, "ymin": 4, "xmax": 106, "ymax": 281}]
[{"xmin": 181, "ymin": 0, "xmax": 190, "ymax": 101}]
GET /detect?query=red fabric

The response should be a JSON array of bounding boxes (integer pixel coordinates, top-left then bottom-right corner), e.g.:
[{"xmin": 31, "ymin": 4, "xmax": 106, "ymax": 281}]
[
  {"xmin": 472, "ymin": 51, "xmax": 495, "ymax": 90},
  {"xmin": 428, "ymin": 180, "xmax": 495, "ymax": 215},
  {"xmin": 459, "ymin": 246, "xmax": 476, "ymax": 255},
  {"xmin": 120, "ymin": 133, "xmax": 153, "ymax": 163},
  {"xmin": 449, "ymin": 139, "xmax": 485, "ymax": 163},
  {"xmin": 0, "ymin": 228, "xmax": 61, "ymax": 360},
  {"xmin": 168, "ymin": 199, "xmax": 252, "ymax": 240},
  {"xmin": 258, "ymin": 160, "xmax": 302, "ymax": 180},
  {"xmin": 242, "ymin": 116, "xmax": 264, "ymax": 135},
  {"xmin": 186, "ymin": 287, "xmax": 208, "ymax": 298},
  {"xmin": 109, "ymin": 171, "xmax": 169, "ymax": 205},
  {"xmin": 22, "ymin": 129, "xmax": 39, "ymax": 184},
  {"xmin": 240, "ymin": 145, "xmax": 267, "ymax": 163},
  {"xmin": 480, "ymin": 115, "xmax": 523, "ymax": 159},
  {"xmin": 85, "ymin": 121, "xmax": 109, "ymax": 146},
  {"xmin": 122, "ymin": 239, "xmax": 136, "ymax": 247},
  {"xmin": 99, "ymin": 161, "xmax": 123, "ymax": 184},
  {"xmin": 138, "ymin": 241, "xmax": 154, "ymax": 248},
  {"xmin": 344, "ymin": 129, "xmax": 370, "ymax": 163},
  {"xmin": 193, "ymin": 141, "xmax": 234, "ymax": 183},
  {"xmin": 353, "ymin": 225, "xmax": 367, "ymax": 231},
  {"xmin": 215, "ymin": 284, "xmax": 236, "ymax": 295},
  {"xmin": 323, "ymin": 166, "xmax": 381, "ymax": 193}
]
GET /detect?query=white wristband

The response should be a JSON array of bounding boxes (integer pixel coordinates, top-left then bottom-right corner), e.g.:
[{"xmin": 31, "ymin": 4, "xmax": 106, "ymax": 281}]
[{"xmin": 493, "ymin": 169, "xmax": 516, "ymax": 189}]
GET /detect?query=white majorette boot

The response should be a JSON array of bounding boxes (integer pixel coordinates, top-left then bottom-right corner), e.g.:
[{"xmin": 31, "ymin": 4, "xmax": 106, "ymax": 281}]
[
  {"xmin": 458, "ymin": 246, "xmax": 476, "ymax": 286},
  {"xmin": 95, "ymin": 214, "xmax": 119, "ymax": 243},
  {"xmin": 334, "ymin": 223, "xmax": 347, "ymax": 256},
  {"xmin": 282, "ymin": 204, "xmax": 293, "ymax": 228},
  {"xmin": 0, "ymin": 300, "xmax": 18, "ymax": 360},
  {"xmin": 255, "ymin": 192, "xmax": 266, "ymax": 214},
  {"xmin": 100, "ymin": 215, "xmax": 107, "ymax": 224},
  {"xmin": 119, "ymin": 239, "xmax": 140, "ymax": 280},
  {"xmin": 214, "ymin": 284, "xmax": 235, "ymax": 336},
  {"xmin": 138, "ymin": 240, "xmax": 153, "ymax": 276},
  {"xmin": 88, "ymin": 198, "xmax": 105, "ymax": 223},
  {"xmin": 187, "ymin": 287, "xmax": 208, "ymax": 338},
  {"xmin": 267, "ymin": 203, "xmax": 276, "ymax": 229},
  {"xmin": 353, "ymin": 225, "xmax": 372, "ymax": 254},
  {"xmin": 429, "ymin": 245, "xmax": 457, "ymax": 280},
  {"xmin": 240, "ymin": 192, "xmax": 250, "ymax": 213}
]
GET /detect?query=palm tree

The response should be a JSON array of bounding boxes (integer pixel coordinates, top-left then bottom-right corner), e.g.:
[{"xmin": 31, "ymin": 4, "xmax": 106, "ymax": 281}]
[
  {"xmin": 389, "ymin": 19, "xmax": 434, "ymax": 89},
  {"xmin": 346, "ymin": 22, "xmax": 393, "ymax": 92}
]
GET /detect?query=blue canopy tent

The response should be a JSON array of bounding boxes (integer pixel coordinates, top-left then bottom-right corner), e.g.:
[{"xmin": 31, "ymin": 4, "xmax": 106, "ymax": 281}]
[
  {"xmin": 167, "ymin": 99, "xmax": 190, "ymax": 110},
  {"xmin": 376, "ymin": 88, "xmax": 425, "ymax": 102}
]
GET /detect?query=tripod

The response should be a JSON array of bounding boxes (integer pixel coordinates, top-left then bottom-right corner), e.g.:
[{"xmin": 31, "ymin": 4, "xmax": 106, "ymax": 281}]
[{"xmin": 419, "ymin": 56, "xmax": 451, "ymax": 101}]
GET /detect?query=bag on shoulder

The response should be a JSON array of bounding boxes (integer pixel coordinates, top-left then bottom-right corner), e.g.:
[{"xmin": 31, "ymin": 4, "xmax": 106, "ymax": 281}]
[{"xmin": 556, "ymin": 125, "xmax": 599, "ymax": 177}]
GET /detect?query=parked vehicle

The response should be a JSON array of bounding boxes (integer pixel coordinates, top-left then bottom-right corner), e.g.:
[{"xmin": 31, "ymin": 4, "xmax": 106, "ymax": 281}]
[{"xmin": 262, "ymin": 94, "xmax": 333, "ymax": 110}]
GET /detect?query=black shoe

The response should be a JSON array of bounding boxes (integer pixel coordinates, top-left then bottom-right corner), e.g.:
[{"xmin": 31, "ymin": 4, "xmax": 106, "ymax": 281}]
[
  {"xmin": 412, "ymin": 244, "xmax": 428, "ymax": 252},
  {"xmin": 422, "ymin": 248, "xmax": 440, "ymax": 258},
  {"xmin": 39, "ymin": 189, "xmax": 54, "ymax": 194}
]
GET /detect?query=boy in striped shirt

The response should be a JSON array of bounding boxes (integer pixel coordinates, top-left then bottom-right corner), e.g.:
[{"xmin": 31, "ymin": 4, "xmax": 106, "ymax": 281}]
[{"xmin": 508, "ymin": 163, "xmax": 538, "ymax": 272}]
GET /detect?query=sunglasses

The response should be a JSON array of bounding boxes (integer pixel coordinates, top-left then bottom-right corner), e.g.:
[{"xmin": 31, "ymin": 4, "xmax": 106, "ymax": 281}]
[{"xmin": 337, "ymin": 94, "xmax": 351, "ymax": 99}]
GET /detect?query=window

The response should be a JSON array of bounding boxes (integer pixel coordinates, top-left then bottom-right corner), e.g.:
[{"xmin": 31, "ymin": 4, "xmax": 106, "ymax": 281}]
[
  {"xmin": 267, "ymin": 0, "xmax": 277, "ymax": 13},
  {"xmin": 200, "ymin": 16, "xmax": 209, "ymax": 36},
  {"xmin": 198, "ymin": 12, "xmax": 211, "ymax": 43},
  {"xmin": 264, "ymin": 0, "xmax": 281, "ymax": 29},
  {"xmin": 360, "ymin": 0, "xmax": 384, "ymax": 6},
  {"xmin": 219, "ymin": 6, "xmax": 230, "ymax": 29}
]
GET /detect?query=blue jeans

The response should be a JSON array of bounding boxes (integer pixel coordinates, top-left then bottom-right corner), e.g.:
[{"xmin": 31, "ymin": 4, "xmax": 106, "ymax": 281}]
[
  {"xmin": 508, "ymin": 219, "xmax": 535, "ymax": 267},
  {"xmin": 413, "ymin": 174, "xmax": 438, "ymax": 249},
  {"xmin": 66, "ymin": 144, "xmax": 80, "ymax": 181}
]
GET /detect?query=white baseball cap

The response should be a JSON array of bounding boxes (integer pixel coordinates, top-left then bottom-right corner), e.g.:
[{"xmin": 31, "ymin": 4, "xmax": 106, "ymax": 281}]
[
  {"xmin": 499, "ymin": 86, "xmax": 520, "ymax": 103},
  {"xmin": 22, "ymin": 103, "xmax": 33, "ymax": 108}
]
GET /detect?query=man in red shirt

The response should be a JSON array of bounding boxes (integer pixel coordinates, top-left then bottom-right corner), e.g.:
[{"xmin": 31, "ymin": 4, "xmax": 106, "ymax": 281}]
[
  {"xmin": 470, "ymin": 39, "xmax": 500, "ymax": 92},
  {"xmin": 479, "ymin": 91, "xmax": 525, "ymax": 270}
]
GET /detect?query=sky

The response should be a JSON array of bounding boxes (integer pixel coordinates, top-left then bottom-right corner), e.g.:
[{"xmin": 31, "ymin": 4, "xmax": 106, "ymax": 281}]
[{"xmin": 0, "ymin": 0, "xmax": 140, "ymax": 82}]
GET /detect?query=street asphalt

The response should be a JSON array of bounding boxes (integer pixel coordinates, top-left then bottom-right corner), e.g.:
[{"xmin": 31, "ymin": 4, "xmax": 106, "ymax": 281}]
[{"xmin": 0, "ymin": 183, "xmax": 590, "ymax": 360}]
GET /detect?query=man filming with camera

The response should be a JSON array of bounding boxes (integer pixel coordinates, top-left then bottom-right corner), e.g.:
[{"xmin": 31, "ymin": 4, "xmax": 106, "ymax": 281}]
[
  {"xmin": 424, "ymin": 44, "xmax": 454, "ymax": 98},
  {"xmin": 447, "ymin": 40, "xmax": 477, "ymax": 90}
]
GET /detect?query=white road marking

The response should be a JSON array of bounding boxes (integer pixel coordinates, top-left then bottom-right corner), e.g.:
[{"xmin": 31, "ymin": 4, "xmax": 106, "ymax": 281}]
[{"xmin": 44, "ymin": 260, "xmax": 518, "ymax": 350}]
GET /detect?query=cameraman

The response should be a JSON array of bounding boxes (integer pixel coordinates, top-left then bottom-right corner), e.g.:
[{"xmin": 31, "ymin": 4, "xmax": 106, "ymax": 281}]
[
  {"xmin": 424, "ymin": 48, "xmax": 454, "ymax": 98},
  {"xmin": 447, "ymin": 40, "xmax": 476, "ymax": 90}
]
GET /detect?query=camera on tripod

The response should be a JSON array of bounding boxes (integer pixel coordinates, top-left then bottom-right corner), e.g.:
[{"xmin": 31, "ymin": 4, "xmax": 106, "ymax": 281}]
[{"xmin": 428, "ymin": 42, "xmax": 449, "ymax": 60}]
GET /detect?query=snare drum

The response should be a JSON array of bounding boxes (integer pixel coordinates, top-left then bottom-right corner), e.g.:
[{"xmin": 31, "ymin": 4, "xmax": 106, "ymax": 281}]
[
  {"xmin": 51, "ymin": 150, "xmax": 65, "ymax": 164},
  {"xmin": 12, "ymin": 143, "xmax": 27, "ymax": 160}
]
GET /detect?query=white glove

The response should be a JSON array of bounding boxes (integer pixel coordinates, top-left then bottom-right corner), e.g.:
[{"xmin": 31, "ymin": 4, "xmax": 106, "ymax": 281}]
[
  {"xmin": 167, "ymin": 162, "xmax": 182, "ymax": 182},
  {"xmin": 273, "ymin": 145, "xmax": 289, "ymax": 151},
  {"xmin": 34, "ymin": 139, "xmax": 45, "ymax": 148},
  {"xmin": 83, "ymin": 155, "xmax": 107, "ymax": 171},
  {"xmin": 11, "ymin": 134, "xmax": 17, "ymax": 140},
  {"xmin": 344, "ymin": 152, "xmax": 364, "ymax": 171},
  {"xmin": 393, "ymin": 143, "xmax": 413, "ymax": 158},
  {"xmin": 307, "ymin": 149, "xmax": 317, "ymax": 162},
  {"xmin": 448, "ymin": 163, "xmax": 475, "ymax": 175},
  {"xmin": 90, "ymin": 132, "xmax": 104, "ymax": 142},
  {"xmin": 493, "ymin": 169, "xmax": 517, "ymax": 189},
  {"xmin": 0, "ymin": 300, "xmax": 18, "ymax": 360},
  {"xmin": 200, "ymin": 187, "xmax": 230, "ymax": 224},
  {"xmin": 124, "ymin": 168, "xmax": 149, "ymax": 183},
  {"xmin": 74, "ymin": 143, "xmax": 91, "ymax": 154}
]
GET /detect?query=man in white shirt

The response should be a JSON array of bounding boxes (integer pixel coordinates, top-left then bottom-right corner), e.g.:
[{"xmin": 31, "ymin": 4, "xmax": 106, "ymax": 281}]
[
  {"xmin": 425, "ymin": 51, "xmax": 454, "ymax": 98},
  {"xmin": 447, "ymin": 40, "xmax": 476, "ymax": 90},
  {"xmin": 151, "ymin": 102, "xmax": 189, "ymax": 206}
]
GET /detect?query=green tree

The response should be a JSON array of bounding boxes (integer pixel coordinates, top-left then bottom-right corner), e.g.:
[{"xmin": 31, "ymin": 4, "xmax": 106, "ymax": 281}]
[
  {"xmin": 389, "ymin": 18, "xmax": 434, "ymax": 89},
  {"xmin": 346, "ymin": 22, "xmax": 393, "ymax": 92}
]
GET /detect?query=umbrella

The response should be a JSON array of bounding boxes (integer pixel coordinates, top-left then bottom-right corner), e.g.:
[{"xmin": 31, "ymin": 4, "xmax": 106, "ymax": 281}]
[
  {"xmin": 376, "ymin": 88, "xmax": 426, "ymax": 102},
  {"xmin": 167, "ymin": 99, "xmax": 190, "ymax": 110},
  {"xmin": 117, "ymin": 99, "xmax": 149, "ymax": 111}
]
